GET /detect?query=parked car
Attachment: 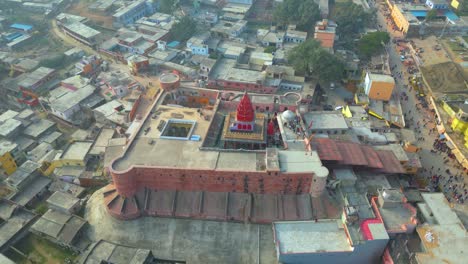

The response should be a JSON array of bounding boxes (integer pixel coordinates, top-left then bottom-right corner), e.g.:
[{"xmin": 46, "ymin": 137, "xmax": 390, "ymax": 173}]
[{"xmin": 323, "ymin": 105, "xmax": 333, "ymax": 111}]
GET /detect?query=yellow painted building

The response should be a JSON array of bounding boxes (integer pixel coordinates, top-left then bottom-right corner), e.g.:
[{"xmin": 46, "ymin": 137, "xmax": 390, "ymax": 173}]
[
  {"xmin": 391, "ymin": 5, "xmax": 411, "ymax": 34},
  {"xmin": 451, "ymin": 0, "xmax": 460, "ymax": 9},
  {"xmin": 0, "ymin": 140, "xmax": 22, "ymax": 175},
  {"xmin": 451, "ymin": 107, "xmax": 468, "ymax": 149},
  {"xmin": 386, "ymin": 3, "xmax": 423, "ymax": 35},
  {"xmin": 364, "ymin": 72, "xmax": 395, "ymax": 101},
  {"xmin": 442, "ymin": 102, "xmax": 468, "ymax": 149}
]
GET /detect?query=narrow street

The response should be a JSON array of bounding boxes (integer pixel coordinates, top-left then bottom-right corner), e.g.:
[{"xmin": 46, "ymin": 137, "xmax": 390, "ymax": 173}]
[
  {"xmin": 50, "ymin": 20, "xmax": 98, "ymax": 56},
  {"xmin": 375, "ymin": 2, "xmax": 468, "ymax": 207}
]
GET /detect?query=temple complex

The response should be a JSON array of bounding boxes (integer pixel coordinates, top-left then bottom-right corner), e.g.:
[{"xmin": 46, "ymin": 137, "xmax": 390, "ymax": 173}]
[{"xmin": 104, "ymin": 84, "xmax": 405, "ymax": 222}]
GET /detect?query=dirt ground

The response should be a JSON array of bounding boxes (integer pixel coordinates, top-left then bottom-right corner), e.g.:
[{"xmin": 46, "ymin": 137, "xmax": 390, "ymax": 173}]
[
  {"xmin": 6, "ymin": 234, "xmax": 76, "ymax": 264},
  {"xmin": 420, "ymin": 62, "xmax": 468, "ymax": 94},
  {"xmin": 442, "ymin": 38, "xmax": 467, "ymax": 64},
  {"xmin": 411, "ymin": 36, "xmax": 451, "ymax": 66},
  {"xmin": 0, "ymin": 184, "xmax": 12, "ymax": 198},
  {"xmin": 68, "ymin": 0, "xmax": 113, "ymax": 28}
]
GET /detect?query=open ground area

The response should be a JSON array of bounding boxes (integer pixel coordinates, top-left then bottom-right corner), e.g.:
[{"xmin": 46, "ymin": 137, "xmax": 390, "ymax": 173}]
[
  {"xmin": 420, "ymin": 62, "xmax": 468, "ymax": 95},
  {"xmin": 4, "ymin": 233, "xmax": 77, "ymax": 264},
  {"xmin": 412, "ymin": 36, "xmax": 451, "ymax": 66},
  {"xmin": 68, "ymin": 0, "xmax": 114, "ymax": 28},
  {"xmin": 85, "ymin": 188, "xmax": 277, "ymax": 264}
]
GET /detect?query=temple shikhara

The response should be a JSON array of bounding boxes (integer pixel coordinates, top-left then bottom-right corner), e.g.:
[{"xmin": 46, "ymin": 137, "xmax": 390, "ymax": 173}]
[{"xmin": 221, "ymin": 92, "xmax": 268, "ymax": 150}]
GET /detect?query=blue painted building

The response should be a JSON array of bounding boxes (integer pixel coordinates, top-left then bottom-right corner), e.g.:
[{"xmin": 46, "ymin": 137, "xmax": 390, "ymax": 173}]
[
  {"xmin": 228, "ymin": 0, "xmax": 254, "ymax": 4},
  {"xmin": 113, "ymin": 0, "xmax": 155, "ymax": 26},
  {"xmin": 425, "ymin": 0, "xmax": 449, "ymax": 9},
  {"xmin": 10, "ymin": 23, "xmax": 33, "ymax": 33}
]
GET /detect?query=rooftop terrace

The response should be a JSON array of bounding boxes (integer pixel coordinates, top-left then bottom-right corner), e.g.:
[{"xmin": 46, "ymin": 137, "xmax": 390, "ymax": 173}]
[
  {"xmin": 111, "ymin": 91, "xmax": 327, "ymax": 176},
  {"xmin": 210, "ymin": 59, "xmax": 265, "ymax": 84},
  {"xmin": 273, "ymin": 220, "xmax": 353, "ymax": 254},
  {"xmin": 18, "ymin": 67, "xmax": 55, "ymax": 90}
]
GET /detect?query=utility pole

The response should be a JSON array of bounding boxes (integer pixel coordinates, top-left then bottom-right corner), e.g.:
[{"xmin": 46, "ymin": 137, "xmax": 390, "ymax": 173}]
[{"xmin": 439, "ymin": 19, "xmax": 450, "ymax": 39}]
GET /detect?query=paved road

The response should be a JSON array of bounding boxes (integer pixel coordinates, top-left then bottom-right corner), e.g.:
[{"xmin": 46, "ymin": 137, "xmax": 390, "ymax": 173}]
[
  {"xmin": 376, "ymin": 3, "xmax": 467, "ymax": 205},
  {"xmin": 50, "ymin": 20, "xmax": 98, "ymax": 56}
]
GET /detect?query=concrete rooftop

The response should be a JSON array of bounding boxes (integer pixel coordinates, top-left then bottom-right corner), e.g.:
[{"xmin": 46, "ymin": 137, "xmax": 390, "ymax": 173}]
[
  {"xmin": 273, "ymin": 220, "xmax": 353, "ymax": 254},
  {"xmin": 10, "ymin": 176, "xmax": 51, "ymax": 206},
  {"xmin": 47, "ymin": 191, "xmax": 80, "ymax": 211},
  {"xmin": 61, "ymin": 141, "xmax": 93, "ymax": 161},
  {"xmin": 6, "ymin": 160, "xmax": 40, "ymax": 189},
  {"xmin": 420, "ymin": 193, "xmax": 462, "ymax": 226},
  {"xmin": 0, "ymin": 200, "xmax": 35, "ymax": 249},
  {"xmin": 113, "ymin": 104, "xmax": 263, "ymax": 172},
  {"xmin": 63, "ymin": 21, "xmax": 100, "ymax": 39},
  {"xmin": 0, "ymin": 110, "xmax": 19, "ymax": 122},
  {"xmin": 303, "ymin": 112, "xmax": 349, "ymax": 131},
  {"xmin": 0, "ymin": 119, "xmax": 22, "ymax": 137},
  {"xmin": 210, "ymin": 59, "xmax": 264, "ymax": 84},
  {"xmin": 79, "ymin": 240, "xmax": 153, "ymax": 264},
  {"xmin": 368, "ymin": 72, "xmax": 395, "ymax": 84},
  {"xmin": 23, "ymin": 119, "xmax": 55, "ymax": 138},
  {"xmin": 31, "ymin": 209, "xmax": 87, "ymax": 245},
  {"xmin": 17, "ymin": 67, "xmax": 55, "ymax": 89},
  {"xmin": 0, "ymin": 140, "xmax": 18, "ymax": 156}
]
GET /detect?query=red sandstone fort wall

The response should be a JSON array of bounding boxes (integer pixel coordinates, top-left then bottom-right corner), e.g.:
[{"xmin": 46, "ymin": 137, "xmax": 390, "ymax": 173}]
[
  {"xmin": 219, "ymin": 101, "xmax": 297, "ymax": 114},
  {"xmin": 111, "ymin": 166, "xmax": 314, "ymax": 197},
  {"xmin": 207, "ymin": 80, "xmax": 278, "ymax": 94}
]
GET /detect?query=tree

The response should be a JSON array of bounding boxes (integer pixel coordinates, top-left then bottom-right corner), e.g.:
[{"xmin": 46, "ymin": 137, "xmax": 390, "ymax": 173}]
[
  {"xmin": 334, "ymin": 2, "xmax": 373, "ymax": 47},
  {"xmin": 209, "ymin": 52, "xmax": 219, "ymax": 59},
  {"xmin": 35, "ymin": 203, "xmax": 48, "ymax": 215},
  {"xmin": 160, "ymin": 0, "xmax": 178, "ymax": 14},
  {"xmin": 274, "ymin": 0, "xmax": 321, "ymax": 30},
  {"xmin": 264, "ymin": 46, "xmax": 276, "ymax": 53},
  {"xmin": 426, "ymin": 9, "xmax": 438, "ymax": 21},
  {"xmin": 288, "ymin": 39, "xmax": 345, "ymax": 82},
  {"xmin": 170, "ymin": 16, "xmax": 197, "ymax": 42},
  {"xmin": 39, "ymin": 54, "xmax": 67, "ymax": 69},
  {"xmin": 358, "ymin": 31, "xmax": 390, "ymax": 59}
]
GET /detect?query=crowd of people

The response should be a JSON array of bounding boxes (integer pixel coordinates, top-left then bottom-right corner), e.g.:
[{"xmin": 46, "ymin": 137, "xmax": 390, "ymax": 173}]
[
  {"xmin": 394, "ymin": 45, "xmax": 468, "ymax": 205},
  {"xmin": 379, "ymin": 3, "xmax": 467, "ymax": 205},
  {"xmin": 383, "ymin": 22, "xmax": 467, "ymax": 205},
  {"xmin": 403, "ymin": 80, "xmax": 467, "ymax": 204}
]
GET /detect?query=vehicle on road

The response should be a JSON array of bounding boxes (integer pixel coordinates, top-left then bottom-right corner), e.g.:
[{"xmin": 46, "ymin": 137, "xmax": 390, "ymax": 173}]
[
  {"xmin": 323, "ymin": 105, "xmax": 333, "ymax": 111},
  {"xmin": 334, "ymin": 106, "xmax": 343, "ymax": 111}
]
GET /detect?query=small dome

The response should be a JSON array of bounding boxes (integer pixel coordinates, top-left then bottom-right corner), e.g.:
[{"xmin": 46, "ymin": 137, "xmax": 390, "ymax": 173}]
[
  {"xmin": 282, "ymin": 110, "xmax": 296, "ymax": 122},
  {"xmin": 382, "ymin": 190, "xmax": 399, "ymax": 201}
]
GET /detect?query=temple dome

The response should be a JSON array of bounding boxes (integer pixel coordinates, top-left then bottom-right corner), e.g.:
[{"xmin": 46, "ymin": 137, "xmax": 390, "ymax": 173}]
[
  {"xmin": 236, "ymin": 92, "xmax": 255, "ymax": 122},
  {"xmin": 281, "ymin": 110, "xmax": 296, "ymax": 122}
]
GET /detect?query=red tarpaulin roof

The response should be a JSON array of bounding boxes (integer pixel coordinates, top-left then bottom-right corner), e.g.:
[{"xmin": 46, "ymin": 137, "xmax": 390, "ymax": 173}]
[{"xmin": 313, "ymin": 138, "xmax": 405, "ymax": 174}]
